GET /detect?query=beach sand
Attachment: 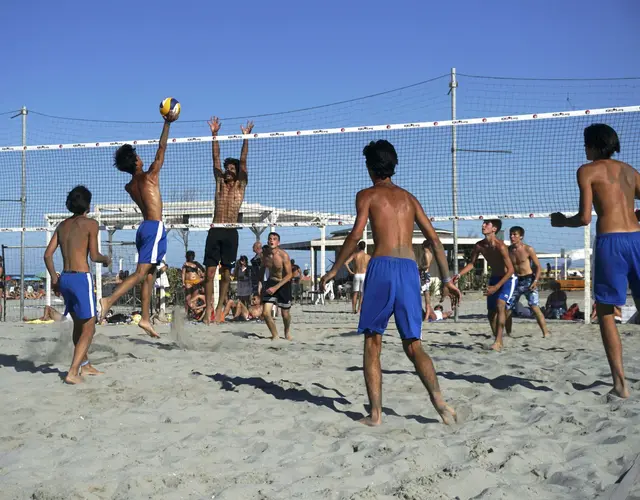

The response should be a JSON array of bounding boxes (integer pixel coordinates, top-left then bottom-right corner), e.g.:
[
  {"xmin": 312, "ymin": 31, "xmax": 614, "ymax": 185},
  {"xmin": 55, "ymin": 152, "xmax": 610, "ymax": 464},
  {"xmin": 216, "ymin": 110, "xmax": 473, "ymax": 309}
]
[{"xmin": 1, "ymin": 298, "xmax": 639, "ymax": 500}]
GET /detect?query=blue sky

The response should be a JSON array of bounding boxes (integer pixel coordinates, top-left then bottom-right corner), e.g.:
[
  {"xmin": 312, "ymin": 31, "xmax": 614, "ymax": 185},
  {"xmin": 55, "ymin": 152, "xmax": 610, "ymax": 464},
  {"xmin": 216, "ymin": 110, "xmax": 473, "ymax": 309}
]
[{"xmin": 1, "ymin": 0, "xmax": 640, "ymax": 275}]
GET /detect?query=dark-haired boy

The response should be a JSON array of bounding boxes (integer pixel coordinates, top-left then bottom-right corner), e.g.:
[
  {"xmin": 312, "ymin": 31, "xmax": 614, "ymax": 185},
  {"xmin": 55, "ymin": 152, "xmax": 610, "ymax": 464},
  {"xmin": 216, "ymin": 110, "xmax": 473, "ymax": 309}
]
[
  {"xmin": 44, "ymin": 186, "xmax": 111, "ymax": 384},
  {"xmin": 205, "ymin": 116, "xmax": 254, "ymax": 324},
  {"xmin": 259, "ymin": 232, "xmax": 293, "ymax": 340},
  {"xmin": 506, "ymin": 226, "xmax": 549, "ymax": 338},
  {"xmin": 455, "ymin": 219, "xmax": 515, "ymax": 351},
  {"xmin": 98, "ymin": 113, "xmax": 177, "ymax": 337},
  {"xmin": 321, "ymin": 140, "xmax": 461, "ymax": 426},
  {"xmin": 552, "ymin": 123, "xmax": 640, "ymax": 398}
]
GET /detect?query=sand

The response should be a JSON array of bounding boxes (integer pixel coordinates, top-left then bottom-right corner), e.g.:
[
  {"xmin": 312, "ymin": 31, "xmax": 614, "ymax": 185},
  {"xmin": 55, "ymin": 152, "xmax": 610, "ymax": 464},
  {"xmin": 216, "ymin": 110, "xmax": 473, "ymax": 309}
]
[{"xmin": 1, "ymin": 297, "xmax": 639, "ymax": 500}]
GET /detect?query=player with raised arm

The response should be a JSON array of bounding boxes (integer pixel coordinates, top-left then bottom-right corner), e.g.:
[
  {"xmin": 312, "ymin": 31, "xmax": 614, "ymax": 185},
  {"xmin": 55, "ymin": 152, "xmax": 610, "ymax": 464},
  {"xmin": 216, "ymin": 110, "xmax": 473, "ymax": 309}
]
[
  {"xmin": 455, "ymin": 219, "xmax": 515, "ymax": 351},
  {"xmin": 552, "ymin": 123, "xmax": 640, "ymax": 398},
  {"xmin": 204, "ymin": 117, "xmax": 254, "ymax": 324},
  {"xmin": 505, "ymin": 226, "xmax": 549, "ymax": 338},
  {"xmin": 99, "ymin": 113, "xmax": 177, "ymax": 337},
  {"xmin": 320, "ymin": 140, "xmax": 461, "ymax": 427},
  {"xmin": 44, "ymin": 186, "xmax": 111, "ymax": 384}
]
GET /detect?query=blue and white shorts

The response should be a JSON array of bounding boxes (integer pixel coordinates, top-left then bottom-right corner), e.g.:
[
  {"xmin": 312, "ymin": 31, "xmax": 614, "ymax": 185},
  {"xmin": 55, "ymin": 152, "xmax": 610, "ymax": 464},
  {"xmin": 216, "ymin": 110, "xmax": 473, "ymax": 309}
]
[
  {"xmin": 59, "ymin": 272, "xmax": 96, "ymax": 320},
  {"xmin": 136, "ymin": 221, "xmax": 167, "ymax": 265}
]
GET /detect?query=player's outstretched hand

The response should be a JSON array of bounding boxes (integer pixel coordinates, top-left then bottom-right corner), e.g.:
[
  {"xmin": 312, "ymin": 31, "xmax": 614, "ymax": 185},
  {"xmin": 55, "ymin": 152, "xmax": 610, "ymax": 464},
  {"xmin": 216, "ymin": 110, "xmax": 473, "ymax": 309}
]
[
  {"xmin": 444, "ymin": 282, "xmax": 461, "ymax": 307},
  {"xmin": 208, "ymin": 116, "xmax": 221, "ymax": 136},
  {"xmin": 163, "ymin": 110, "xmax": 179, "ymax": 123},
  {"xmin": 319, "ymin": 271, "xmax": 336, "ymax": 292},
  {"xmin": 550, "ymin": 212, "xmax": 566, "ymax": 227},
  {"xmin": 241, "ymin": 120, "xmax": 254, "ymax": 135}
]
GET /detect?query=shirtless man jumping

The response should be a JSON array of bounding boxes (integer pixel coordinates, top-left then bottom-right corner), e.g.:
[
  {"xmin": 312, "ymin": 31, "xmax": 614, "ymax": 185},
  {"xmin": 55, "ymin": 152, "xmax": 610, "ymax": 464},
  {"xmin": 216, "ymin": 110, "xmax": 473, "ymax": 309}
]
[
  {"xmin": 320, "ymin": 140, "xmax": 460, "ymax": 426},
  {"xmin": 204, "ymin": 117, "xmax": 254, "ymax": 324},
  {"xmin": 44, "ymin": 186, "xmax": 111, "ymax": 384},
  {"xmin": 552, "ymin": 123, "xmax": 640, "ymax": 398},
  {"xmin": 259, "ymin": 233, "xmax": 293, "ymax": 340},
  {"xmin": 505, "ymin": 226, "xmax": 549, "ymax": 338},
  {"xmin": 455, "ymin": 219, "xmax": 515, "ymax": 351},
  {"xmin": 99, "ymin": 112, "xmax": 177, "ymax": 337},
  {"xmin": 344, "ymin": 240, "xmax": 371, "ymax": 314}
]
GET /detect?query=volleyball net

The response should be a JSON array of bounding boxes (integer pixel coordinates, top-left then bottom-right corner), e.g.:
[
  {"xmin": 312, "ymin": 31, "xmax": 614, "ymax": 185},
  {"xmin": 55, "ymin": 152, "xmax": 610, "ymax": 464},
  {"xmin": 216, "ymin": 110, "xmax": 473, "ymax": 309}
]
[{"xmin": 1, "ymin": 92, "xmax": 639, "ymax": 320}]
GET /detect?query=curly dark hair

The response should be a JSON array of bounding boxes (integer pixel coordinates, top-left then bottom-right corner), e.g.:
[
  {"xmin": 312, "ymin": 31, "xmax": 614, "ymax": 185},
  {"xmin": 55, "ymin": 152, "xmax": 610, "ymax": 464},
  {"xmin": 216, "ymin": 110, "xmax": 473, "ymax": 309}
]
[
  {"xmin": 363, "ymin": 140, "xmax": 398, "ymax": 179},
  {"xmin": 114, "ymin": 144, "xmax": 138, "ymax": 174}
]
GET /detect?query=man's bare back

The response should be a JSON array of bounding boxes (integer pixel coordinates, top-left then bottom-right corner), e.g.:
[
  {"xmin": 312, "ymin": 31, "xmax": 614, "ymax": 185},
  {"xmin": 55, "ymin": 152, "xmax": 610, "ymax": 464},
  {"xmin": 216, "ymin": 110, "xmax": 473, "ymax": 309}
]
[
  {"xmin": 581, "ymin": 159, "xmax": 640, "ymax": 234},
  {"xmin": 362, "ymin": 184, "xmax": 419, "ymax": 259},
  {"xmin": 126, "ymin": 174, "xmax": 162, "ymax": 221},
  {"xmin": 352, "ymin": 251, "xmax": 371, "ymax": 274},
  {"xmin": 56, "ymin": 217, "xmax": 102, "ymax": 272}
]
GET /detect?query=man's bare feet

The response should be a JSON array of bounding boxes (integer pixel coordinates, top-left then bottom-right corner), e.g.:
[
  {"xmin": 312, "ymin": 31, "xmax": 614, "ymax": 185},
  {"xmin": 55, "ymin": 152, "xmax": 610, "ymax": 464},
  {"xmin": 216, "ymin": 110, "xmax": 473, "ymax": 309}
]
[
  {"xmin": 138, "ymin": 319, "xmax": 160, "ymax": 338},
  {"xmin": 203, "ymin": 308, "xmax": 212, "ymax": 325},
  {"xmin": 490, "ymin": 342, "xmax": 502, "ymax": 352},
  {"xmin": 285, "ymin": 334, "xmax": 293, "ymax": 341},
  {"xmin": 80, "ymin": 364, "xmax": 103, "ymax": 376},
  {"xmin": 214, "ymin": 309, "xmax": 225, "ymax": 324},
  {"xmin": 435, "ymin": 403, "xmax": 457, "ymax": 425},
  {"xmin": 358, "ymin": 415, "xmax": 382, "ymax": 426},
  {"xmin": 271, "ymin": 334, "xmax": 279, "ymax": 341},
  {"xmin": 610, "ymin": 386, "xmax": 630, "ymax": 399},
  {"xmin": 64, "ymin": 373, "xmax": 84, "ymax": 385}
]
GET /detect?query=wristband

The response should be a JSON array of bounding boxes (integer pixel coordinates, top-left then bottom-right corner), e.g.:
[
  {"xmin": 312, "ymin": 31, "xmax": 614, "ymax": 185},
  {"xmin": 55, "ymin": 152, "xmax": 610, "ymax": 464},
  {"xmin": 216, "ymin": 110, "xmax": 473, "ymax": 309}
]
[{"xmin": 442, "ymin": 276, "xmax": 451, "ymax": 284}]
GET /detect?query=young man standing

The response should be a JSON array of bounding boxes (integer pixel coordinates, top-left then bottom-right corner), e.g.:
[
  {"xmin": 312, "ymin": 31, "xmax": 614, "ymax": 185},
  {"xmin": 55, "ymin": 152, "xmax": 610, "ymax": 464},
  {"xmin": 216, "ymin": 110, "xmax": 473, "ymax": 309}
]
[
  {"xmin": 420, "ymin": 239, "xmax": 434, "ymax": 320},
  {"xmin": 552, "ymin": 123, "xmax": 640, "ymax": 398},
  {"xmin": 99, "ymin": 112, "xmax": 177, "ymax": 337},
  {"xmin": 320, "ymin": 140, "xmax": 460, "ymax": 426},
  {"xmin": 259, "ymin": 232, "xmax": 293, "ymax": 340},
  {"xmin": 506, "ymin": 226, "xmax": 550, "ymax": 338},
  {"xmin": 455, "ymin": 219, "xmax": 515, "ymax": 351},
  {"xmin": 44, "ymin": 186, "xmax": 111, "ymax": 384},
  {"xmin": 344, "ymin": 241, "xmax": 371, "ymax": 314}
]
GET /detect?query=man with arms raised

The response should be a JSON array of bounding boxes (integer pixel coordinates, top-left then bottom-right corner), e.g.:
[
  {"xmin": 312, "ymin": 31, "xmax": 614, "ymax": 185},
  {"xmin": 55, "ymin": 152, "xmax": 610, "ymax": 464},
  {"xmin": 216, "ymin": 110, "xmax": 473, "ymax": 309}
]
[
  {"xmin": 259, "ymin": 232, "xmax": 293, "ymax": 340},
  {"xmin": 344, "ymin": 241, "xmax": 370, "ymax": 314},
  {"xmin": 552, "ymin": 123, "xmax": 640, "ymax": 398},
  {"xmin": 204, "ymin": 117, "xmax": 254, "ymax": 324},
  {"xmin": 505, "ymin": 226, "xmax": 549, "ymax": 338},
  {"xmin": 455, "ymin": 219, "xmax": 515, "ymax": 351},
  {"xmin": 44, "ymin": 186, "xmax": 111, "ymax": 384},
  {"xmin": 99, "ymin": 113, "xmax": 177, "ymax": 337},
  {"xmin": 320, "ymin": 140, "xmax": 460, "ymax": 426}
]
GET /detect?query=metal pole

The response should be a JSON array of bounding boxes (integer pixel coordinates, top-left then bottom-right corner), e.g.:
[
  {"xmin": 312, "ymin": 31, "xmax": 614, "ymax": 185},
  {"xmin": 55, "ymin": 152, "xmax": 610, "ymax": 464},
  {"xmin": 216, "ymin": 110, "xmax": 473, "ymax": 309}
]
[
  {"xmin": 95, "ymin": 208, "xmax": 103, "ymax": 311},
  {"xmin": 1, "ymin": 245, "xmax": 5, "ymax": 322},
  {"xmin": 584, "ymin": 224, "xmax": 591, "ymax": 325},
  {"xmin": 320, "ymin": 225, "xmax": 326, "ymax": 277},
  {"xmin": 450, "ymin": 69, "xmax": 459, "ymax": 321},
  {"xmin": 45, "ymin": 228, "xmax": 52, "ymax": 307},
  {"xmin": 19, "ymin": 106, "xmax": 27, "ymax": 320}
]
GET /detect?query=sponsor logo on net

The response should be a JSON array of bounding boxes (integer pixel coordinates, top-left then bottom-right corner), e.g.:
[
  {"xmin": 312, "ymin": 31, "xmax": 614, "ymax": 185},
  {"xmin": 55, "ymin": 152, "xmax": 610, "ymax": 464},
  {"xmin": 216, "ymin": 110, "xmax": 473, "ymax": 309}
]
[
  {"xmin": 451, "ymin": 120, "xmax": 469, "ymax": 125},
  {"xmin": 36, "ymin": 145, "xmax": 52, "ymax": 150},
  {"xmin": 109, "ymin": 141, "xmax": 124, "ymax": 146},
  {"xmin": 312, "ymin": 129, "xmax": 329, "ymax": 134},
  {"xmin": 605, "ymin": 107, "xmax": 623, "ymax": 113},
  {"xmin": 552, "ymin": 112, "xmax": 570, "ymax": 117},
  {"xmin": 187, "ymin": 137, "xmax": 201, "ymax": 142},
  {"xmin": 72, "ymin": 143, "xmax": 87, "ymax": 148},
  {"xmin": 500, "ymin": 116, "xmax": 519, "ymax": 121},
  {"xmin": 357, "ymin": 126, "xmax": 374, "ymax": 131},
  {"xmin": 269, "ymin": 132, "xmax": 285, "ymax": 137},
  {"xmin": 403, "ymin": 123, "xmax": 421, "ymax": 128},
  {"xmin": 227, "ymin": 134, "xmax": 243, "ymax": 140}
]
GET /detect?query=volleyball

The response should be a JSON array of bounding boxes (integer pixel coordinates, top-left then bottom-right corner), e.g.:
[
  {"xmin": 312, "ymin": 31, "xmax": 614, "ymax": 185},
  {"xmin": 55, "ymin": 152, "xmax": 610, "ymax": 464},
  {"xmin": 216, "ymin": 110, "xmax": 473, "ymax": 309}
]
[{"xmin": 159, "ymin": 97, "xmax": 181, "ymax": 120}]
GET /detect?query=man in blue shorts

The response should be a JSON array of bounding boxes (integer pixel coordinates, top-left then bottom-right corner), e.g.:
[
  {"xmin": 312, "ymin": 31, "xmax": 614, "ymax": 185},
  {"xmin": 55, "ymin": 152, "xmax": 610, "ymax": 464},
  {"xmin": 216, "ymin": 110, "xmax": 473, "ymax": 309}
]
[
  {"xmin": 505, "ymin": 226, "xmax": 549, "ymax": 338},
  {"xmin": 455, "ymin": 219, "xmax": 515, "ymax": 351},
  {"xmin": 44, "ymin": 186, "xmax": 111, "ymax": 384},
  {"xmin": 320, "ymin": 140, "xmax": 461, "ymax": 426},
  {"xmin": 99, "ymin": 111, "xmax": 177, "ymax": 337},
  {"xmin": 552, "ymin": 123, "xmax": 640, "ymax": 398}
]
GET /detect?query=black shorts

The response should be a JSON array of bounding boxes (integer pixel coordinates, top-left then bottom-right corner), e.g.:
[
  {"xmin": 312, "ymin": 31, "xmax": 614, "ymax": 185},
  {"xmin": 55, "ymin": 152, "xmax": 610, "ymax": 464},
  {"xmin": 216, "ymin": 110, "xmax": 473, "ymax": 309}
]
[
  {"xmin": 204, "ymin": 228, "xmax": 238, "ymax": 269},
  {"xmin": 262, "ymin": 279, "xmax": 292, "ymax": 309}
]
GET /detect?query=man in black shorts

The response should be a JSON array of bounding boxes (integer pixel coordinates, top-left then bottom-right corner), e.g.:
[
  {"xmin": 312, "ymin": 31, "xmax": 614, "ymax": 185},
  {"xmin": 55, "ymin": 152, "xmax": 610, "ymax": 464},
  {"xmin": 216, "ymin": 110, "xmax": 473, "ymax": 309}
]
[
  {"xmin": 259, "ymin": 233, "xmax": 293, "ymax": 340},
  {"xmin": 205, "ymin": 116, "xmax": 254, "ymax": 324}
]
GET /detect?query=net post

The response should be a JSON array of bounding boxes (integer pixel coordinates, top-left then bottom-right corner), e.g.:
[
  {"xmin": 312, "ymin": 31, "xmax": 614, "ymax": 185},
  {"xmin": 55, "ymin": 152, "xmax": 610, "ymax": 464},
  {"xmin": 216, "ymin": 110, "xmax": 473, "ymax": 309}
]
[
  {"xmin": 107, "ymin": 229, "xmax": 115, "ymax": 274},
  {"xmin": 95, "ymin": 208, "xmax": 103, "ymax": 311},
  {"xmin": 450, "ymin": 68, "xmax": 459, "ymax": 321},
  {"xmin": 45, "ymin": 227, "xmax": 52, "ymax": 307},
  {"xmin": 19, "ymin": 106, "xmax": 28, "ymax": 321},
  {"xmin": 310, "ymin": 246, "xmax": 315, "ymax": 285},
  {"xmin": 1, "ymin": 245, "xmax": 5, "ymax": 322},
  {"xmin": 320, "ymin": 225, "xmax": 326, "ymax": 278},
  {"xmin": 584, "ymin": 223, "xmax": 591, "ymax": 325}
]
